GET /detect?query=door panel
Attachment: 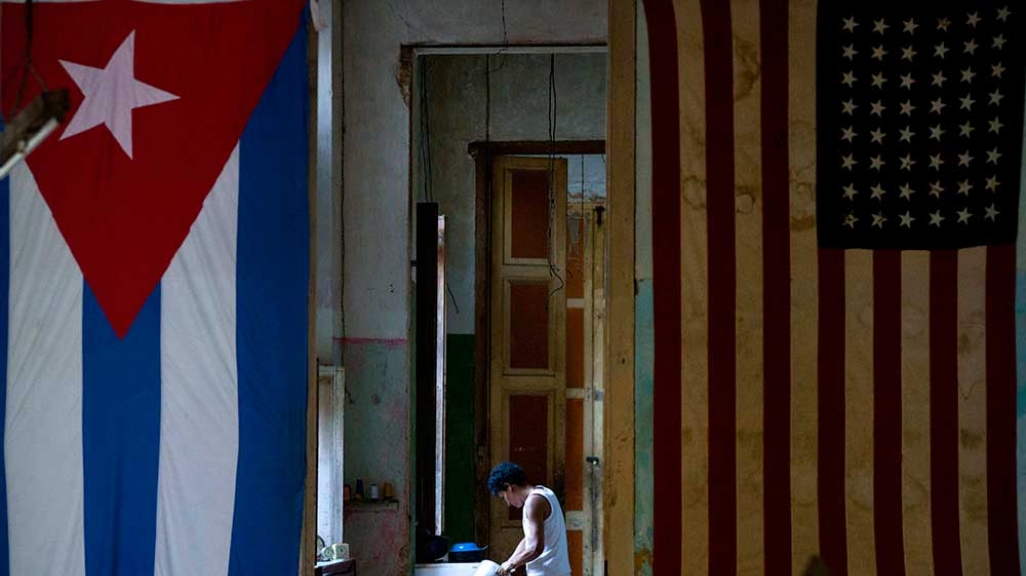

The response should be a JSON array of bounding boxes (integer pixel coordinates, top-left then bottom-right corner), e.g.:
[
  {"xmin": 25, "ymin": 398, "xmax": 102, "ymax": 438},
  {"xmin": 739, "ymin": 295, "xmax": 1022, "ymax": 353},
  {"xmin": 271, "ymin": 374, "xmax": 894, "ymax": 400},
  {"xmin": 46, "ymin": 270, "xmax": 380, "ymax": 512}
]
[{"xmin": 489, "ymin": 156, "xmax": 567, "ymax": 560}]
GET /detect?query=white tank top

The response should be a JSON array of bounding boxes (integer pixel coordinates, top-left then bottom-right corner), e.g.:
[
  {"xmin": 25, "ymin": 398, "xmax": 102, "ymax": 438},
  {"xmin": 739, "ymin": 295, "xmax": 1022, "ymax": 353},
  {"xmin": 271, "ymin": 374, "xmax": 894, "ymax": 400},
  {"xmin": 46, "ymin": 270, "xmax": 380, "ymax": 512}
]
[{"xmin": 524, "ymin": 486, "xmax": 571, "ymax": 576}]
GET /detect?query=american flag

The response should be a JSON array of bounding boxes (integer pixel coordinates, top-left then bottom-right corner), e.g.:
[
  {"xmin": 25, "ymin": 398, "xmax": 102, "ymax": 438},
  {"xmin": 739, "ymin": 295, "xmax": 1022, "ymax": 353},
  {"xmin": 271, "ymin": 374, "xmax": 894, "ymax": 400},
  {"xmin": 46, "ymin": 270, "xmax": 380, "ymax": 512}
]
[
  {"xmin": 817, "ymin": 3, "xmax": 1025, "ymax": 249},
  {"xmin": 637, "ymin": 0, "xmax": 1024, "ymax": 575}
]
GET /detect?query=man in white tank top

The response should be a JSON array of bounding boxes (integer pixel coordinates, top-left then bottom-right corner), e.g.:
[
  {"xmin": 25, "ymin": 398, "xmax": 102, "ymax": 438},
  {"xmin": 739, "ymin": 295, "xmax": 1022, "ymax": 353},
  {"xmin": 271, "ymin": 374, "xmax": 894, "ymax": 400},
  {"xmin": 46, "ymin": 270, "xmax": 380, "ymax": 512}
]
[{"xmin": 487, "ymin": 462, "xmax": 572, "ymax": 576}]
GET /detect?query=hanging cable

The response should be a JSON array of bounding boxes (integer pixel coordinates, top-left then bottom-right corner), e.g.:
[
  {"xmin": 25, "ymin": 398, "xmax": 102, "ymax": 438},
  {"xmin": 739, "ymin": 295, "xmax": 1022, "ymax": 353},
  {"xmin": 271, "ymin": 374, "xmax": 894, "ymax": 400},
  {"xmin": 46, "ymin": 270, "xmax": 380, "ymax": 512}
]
[
  {"xmin": 546, "ymin": 54, "xmax": 564, "ymax": 307},
  {"xmin": 4, "ymin": 0, "xmax": 48, "ymax": 119}
]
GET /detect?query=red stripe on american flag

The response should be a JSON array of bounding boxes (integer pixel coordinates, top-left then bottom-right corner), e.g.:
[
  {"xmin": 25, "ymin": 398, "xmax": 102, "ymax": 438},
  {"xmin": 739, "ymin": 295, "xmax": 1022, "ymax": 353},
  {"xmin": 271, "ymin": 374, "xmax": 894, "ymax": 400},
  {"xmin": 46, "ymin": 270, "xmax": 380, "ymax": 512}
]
[
  {"xmin": 818, "ymin": 248, "xmax": 848, "ymax": 576},
  {"xmin": 873, "ymin": 252, "xmax": 905, "ymax": 575},
  {"xmin": 699, "ymin": 0, "xmax": 737, "ymax": 573},
  {"xmin": 985, "ymin": 244, "xmax": 1021, "ymax": 574},
  {"xmin": 929, "ymin": 251, "xmax": 962, "ymax": 576},
  {"xmin": 759, "ymin": 1, "xmax": 791, "ymax": 574},
  {"xmin": 644, "ymin": 0, "xmax": 682, "ymax": 574}
]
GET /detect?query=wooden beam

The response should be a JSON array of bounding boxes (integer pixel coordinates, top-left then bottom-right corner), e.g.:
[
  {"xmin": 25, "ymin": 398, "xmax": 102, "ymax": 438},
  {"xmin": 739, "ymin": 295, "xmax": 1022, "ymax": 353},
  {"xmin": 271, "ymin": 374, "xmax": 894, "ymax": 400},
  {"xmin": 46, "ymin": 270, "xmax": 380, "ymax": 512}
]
[
  {"xmin": 472, "ymin": 149, "xmax": 493, "ymax": 546},
  {"xmin": 605, "ymin": 0, "xmax": 637, "ymax": 575},
  {"xmin": 300, "ymin": 13, "xmax": 318, "ymax": 576},
  {"xmin": 467, "ymin": 140, "xmax": 605, "ymax": 158}
]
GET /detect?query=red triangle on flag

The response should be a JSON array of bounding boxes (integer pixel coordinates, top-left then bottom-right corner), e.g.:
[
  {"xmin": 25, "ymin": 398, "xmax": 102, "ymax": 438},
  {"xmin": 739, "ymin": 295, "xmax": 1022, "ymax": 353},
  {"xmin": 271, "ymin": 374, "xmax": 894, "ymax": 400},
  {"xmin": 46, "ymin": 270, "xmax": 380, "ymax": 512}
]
[{"xmin": 1, "ymin": 0, "xmax": 307, "ymax": 337}]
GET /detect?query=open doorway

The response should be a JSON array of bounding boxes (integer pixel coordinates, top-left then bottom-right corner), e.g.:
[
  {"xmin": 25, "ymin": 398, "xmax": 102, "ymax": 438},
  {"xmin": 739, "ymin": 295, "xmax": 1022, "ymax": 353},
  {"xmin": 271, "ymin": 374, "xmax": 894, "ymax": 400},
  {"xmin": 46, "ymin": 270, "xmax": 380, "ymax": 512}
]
[{"xmin": 410, "ymin": 50, "xmax": 607, "ymax": 576}]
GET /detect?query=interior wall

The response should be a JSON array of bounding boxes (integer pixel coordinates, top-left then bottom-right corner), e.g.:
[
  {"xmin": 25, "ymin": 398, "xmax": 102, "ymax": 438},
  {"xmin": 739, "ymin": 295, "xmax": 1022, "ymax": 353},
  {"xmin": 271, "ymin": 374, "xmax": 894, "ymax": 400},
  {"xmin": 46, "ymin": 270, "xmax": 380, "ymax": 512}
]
[
  {"xmin": 413, "ymin": 52, "xmax": 607, "ymax": 546},
  {"xmin": 340, "ymin": 3, "xmax": 606, "ymax": 575}
]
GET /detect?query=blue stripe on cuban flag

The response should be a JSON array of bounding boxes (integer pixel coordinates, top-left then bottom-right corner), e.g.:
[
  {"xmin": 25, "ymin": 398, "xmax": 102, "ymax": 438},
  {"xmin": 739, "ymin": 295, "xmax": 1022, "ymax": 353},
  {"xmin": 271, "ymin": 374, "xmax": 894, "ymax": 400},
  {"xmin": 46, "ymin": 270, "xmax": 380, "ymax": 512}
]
[
  {"xmin": 2, "ymin": 14, "xmax": 308, "ymax": 576},
  {"xmin": 229, "ymin": 14, "xmax": 309, "ymax": 576}
]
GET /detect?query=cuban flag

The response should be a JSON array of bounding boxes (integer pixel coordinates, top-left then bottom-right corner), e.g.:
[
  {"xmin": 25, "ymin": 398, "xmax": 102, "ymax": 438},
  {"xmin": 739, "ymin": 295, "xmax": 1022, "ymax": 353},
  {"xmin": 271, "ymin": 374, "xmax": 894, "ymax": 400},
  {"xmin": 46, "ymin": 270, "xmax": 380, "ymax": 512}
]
[{"xmin": 0, "ymin": 1, "xmax": 310, "ymax": 575}]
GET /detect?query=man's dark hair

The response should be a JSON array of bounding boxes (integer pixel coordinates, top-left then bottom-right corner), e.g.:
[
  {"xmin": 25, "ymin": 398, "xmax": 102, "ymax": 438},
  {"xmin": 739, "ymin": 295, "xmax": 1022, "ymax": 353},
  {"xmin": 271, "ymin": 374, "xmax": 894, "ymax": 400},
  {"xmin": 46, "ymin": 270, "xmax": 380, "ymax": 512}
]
[{"xmin": 487, "ymin": 461, "xmax": 527, "ymax": 495}]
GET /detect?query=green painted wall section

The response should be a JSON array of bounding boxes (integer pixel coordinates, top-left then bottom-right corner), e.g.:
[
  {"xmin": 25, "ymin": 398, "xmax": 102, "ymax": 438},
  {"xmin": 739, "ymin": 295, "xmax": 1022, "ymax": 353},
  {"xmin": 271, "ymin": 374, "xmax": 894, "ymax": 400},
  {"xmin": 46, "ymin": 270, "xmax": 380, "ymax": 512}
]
[{"xmin": 444, "ymin": 333, "xmax": 477, "ymax": 544}]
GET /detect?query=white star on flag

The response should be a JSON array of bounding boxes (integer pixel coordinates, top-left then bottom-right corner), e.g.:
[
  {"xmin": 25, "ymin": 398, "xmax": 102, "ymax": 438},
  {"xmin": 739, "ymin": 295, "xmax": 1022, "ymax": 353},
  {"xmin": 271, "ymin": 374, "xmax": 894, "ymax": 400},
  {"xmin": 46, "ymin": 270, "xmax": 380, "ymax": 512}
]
[
  {"xmin": 930, "ymin": 211, "xmax": 945, "ymax": 227},
  {"xmin": 59, "ymin": 31, "xmax": 179, "ymax": 159},
  {"xmin": 989, "ymin": 90, "xmax": 1004, "ymax": 106},
  {"xmin": 993, "ymin": 35, "xmax": 1007, "ymax": 49},
  {"xmin": 930, "ymin": 125, "xmax": 946, "ymax": 140},
  {"xmin": 870, "ymin": 128, "xmax": 886, "ymax": 143},
  {"xmin": 900, "ymin": 101, "xmax": 916, "ymax": 116},
  {"xmin": 985, "ymin": 176, "xmax": 1001, "ymax": 191},
  {"xmin": 961, "ymin": 67, "xmax": 976, "ymax": 83},
  {"xmin": 996, "ymin": 7, "xmax": 1011, "ymax": 22},
  {"xmin": 900, "ymin": 73, "xmax": 915, "ymax": 89},
  {"xmin": 960, "ymin": 94, "xmax": 976, "ymax": 110},
  {"xmin": 842, "ymin": 71, "xmax": 857, "ymax": 87},
  {"xmin": 930, "ymin": 181, "xmax": 944, "ymax": 197},
  {"xmin": 845, "ymin": 214, "xmax": 859, "ymax": 228},
  {"xmin": 932, "ymin": 70, "xmax": 948, "ymax": 86},
  {"xmin": 935, "ymin": 43, "xmax": 950, "ymax": 58},
  {"xmin": 843, "ymin": 184, "xmax": 858, "ymax": 200},
  {"xmin": 872, "ymin": 45, "xmax": 888, "ymax": 60},
  {"xmin": 987, "ymin": 148, "xmax": 1002, "ymax": 164},
  {"xmin": 871, "ymin": 184, "xmax": 886, "ymax": 200},
  {"xmin": 929, "ymin": 153, "xmax": 944, "ymax": 169},
  {"xmin": 841, "ymin": 127, "xmax": 857, "ymax": 142},
  {"xmin": 967, "ymin": 12, "xmax": 982, "ymax": 27},
  {"xmin": 842, "ymin": 100, "xmax": 858, "ymax": 115},
  {"xmin": 957, "ymin": 208, "xmax": 972, "ymax": 224},
  {"xmin": 899, "ymin": 184, "xmax": 915, "ymax": 199},
  {"xmin": 871, "ymin": 100, "xmax": 887, "ymax": 116},
  {"xmin": 843, "ymin": 45, "xmax": 858, "ymax": 60},
  {"xmin": 903, "ymin": 18, "xmax": 919, "ymax": 34},
  {"xmin": 958, "ymin": 180, "xmax": 973, "ymax": 195},
  {"xmin": 842, "ymin": 154, "xmax": 857, "ymax": 170},
  {"xmin": 900, "ymin": 126, "xmax": 915, "ymax": 142},
  {"xmin": 872, "ymin": 213, "xmax": 887, "ymax": 228},
  {"xmin": 989, "ymin": 117, "xmax": 1004, "ymax": 133},
  {"xmin": 937, "ymin": 17, "xmax": 951, "ymax": 32},
  {"xmin": 900, "ymin": 212, "xmax": 915, "ymax": 228},
  {"xmin": 842, "ymin": 17, "xmax": 859, "ymax": 32},
  {"xmin": 964, "ymin": 39, "xmax": 979, "ymax": 54},
  {"xmin": 870, "ymin": 155, "xmax": 886, "ymax": 170},
  {"xmin": 900, "ymin": 154, "xmax": 915, "ymax": 171},
  {"xmin": 871, "ymin": 73, "xmax": 887, "ymax": 88},
  {"xmin": 873, "ymin": 18, "xmax": 889, "ymax": 34},
  {"xmin": 959, "ymin": 121, "xmax": 974, "ymax": 137},
  {"xmin": 985, "ymin": 204, "xmax": 1000, "ymax": 220},
  {"xmin": 931, "ymin": 98, "xmax": 946, "ymax": 114},
  {"xmin": 992, "ymin": 63, "xmax": 1005, "ymax": 78},
  {"xmin": 902, "ymin": 46, "xmax": 917, "ymax": 61},
  {"xmin": 958, "ymin": 151, "xmax": 974, "ymax": 167}
]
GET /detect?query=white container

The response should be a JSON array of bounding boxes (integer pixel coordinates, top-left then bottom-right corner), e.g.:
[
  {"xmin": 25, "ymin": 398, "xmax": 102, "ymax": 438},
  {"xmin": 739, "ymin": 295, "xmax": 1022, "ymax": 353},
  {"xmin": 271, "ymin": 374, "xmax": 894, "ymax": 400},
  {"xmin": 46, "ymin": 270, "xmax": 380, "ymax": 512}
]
[{"xmin": 413, "ymin": 562, "xmax": 483, "ymax": 576}]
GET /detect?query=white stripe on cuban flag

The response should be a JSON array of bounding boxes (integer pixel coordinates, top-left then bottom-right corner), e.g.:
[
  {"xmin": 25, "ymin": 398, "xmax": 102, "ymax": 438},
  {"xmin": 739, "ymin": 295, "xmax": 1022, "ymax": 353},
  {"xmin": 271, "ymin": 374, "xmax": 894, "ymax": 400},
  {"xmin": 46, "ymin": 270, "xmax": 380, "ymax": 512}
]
[
  {"xmin": 5, "ymin": 162, "xmax": 86, "ymax": 576},
  {"xmin": 155, "ymin": 145, "xmax": 240, "ymax": 576},
  {"xmin": 1, "ymin": 11, "xmax": 308, "ymax": 576}
]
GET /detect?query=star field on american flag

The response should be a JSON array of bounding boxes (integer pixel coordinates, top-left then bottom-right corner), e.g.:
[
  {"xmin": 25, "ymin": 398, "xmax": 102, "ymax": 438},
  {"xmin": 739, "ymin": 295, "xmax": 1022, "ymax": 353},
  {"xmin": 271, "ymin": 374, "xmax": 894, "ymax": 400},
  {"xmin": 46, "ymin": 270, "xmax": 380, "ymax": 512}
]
[{"xmin": 817, "ymin": 1, "xmax": 1025, "ymax": 249}]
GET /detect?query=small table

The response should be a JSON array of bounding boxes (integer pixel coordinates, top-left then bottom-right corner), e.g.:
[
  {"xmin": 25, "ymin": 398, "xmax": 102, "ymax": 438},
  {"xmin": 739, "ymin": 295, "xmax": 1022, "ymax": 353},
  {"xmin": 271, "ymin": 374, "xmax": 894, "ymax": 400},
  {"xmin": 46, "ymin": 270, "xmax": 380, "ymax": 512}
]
[{"xmin": 315, "ymin": 559, "xmax": 356, "ymax": 576}]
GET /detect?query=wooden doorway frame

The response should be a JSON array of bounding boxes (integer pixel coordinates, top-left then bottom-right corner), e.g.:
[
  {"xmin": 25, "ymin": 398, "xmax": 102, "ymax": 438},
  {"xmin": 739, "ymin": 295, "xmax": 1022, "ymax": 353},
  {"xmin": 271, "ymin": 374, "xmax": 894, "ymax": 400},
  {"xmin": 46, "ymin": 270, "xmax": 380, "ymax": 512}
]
[{"xmin": 468, "ymin": 140, "xmax": 605, "ymax": 549}]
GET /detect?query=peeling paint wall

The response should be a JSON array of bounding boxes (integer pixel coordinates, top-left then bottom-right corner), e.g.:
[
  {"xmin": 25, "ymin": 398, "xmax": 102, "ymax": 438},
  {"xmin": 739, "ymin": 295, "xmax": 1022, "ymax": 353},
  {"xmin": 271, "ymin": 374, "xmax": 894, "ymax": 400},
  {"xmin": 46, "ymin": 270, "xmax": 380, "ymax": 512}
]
[
  {"xmin": 341, "ymin": 2, "xmax": 606, "ymax": 575},
  {"xmin": 413, "ymin": 53, "xmax": 608, "ymax": 335}
]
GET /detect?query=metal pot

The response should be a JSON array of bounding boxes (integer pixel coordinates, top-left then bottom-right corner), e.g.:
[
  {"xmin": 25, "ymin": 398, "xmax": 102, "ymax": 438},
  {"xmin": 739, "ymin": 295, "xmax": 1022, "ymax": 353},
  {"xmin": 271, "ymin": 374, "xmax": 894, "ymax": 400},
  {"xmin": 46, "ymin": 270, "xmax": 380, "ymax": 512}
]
[{"xmin": 416, "ymin": 533, "xmax": 451, "ymax": 563}]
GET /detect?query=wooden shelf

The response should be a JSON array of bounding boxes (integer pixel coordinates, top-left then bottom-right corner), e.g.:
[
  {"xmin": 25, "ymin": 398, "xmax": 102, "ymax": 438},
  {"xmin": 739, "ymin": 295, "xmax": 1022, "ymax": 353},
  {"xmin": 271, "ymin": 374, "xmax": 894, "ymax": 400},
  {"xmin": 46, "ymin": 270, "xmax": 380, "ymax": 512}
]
[{"xmin": 344, "ymin": 500, "xmax": 399, "ymax": 514}]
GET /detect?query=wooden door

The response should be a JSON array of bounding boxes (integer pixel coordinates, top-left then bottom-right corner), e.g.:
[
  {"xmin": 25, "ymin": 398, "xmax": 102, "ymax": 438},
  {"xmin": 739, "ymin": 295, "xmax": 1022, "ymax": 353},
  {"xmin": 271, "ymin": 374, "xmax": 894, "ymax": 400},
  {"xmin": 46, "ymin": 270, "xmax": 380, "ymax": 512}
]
[{"xmin": 488, "ymin": 156, "xmax": 568, "ymax": 561}]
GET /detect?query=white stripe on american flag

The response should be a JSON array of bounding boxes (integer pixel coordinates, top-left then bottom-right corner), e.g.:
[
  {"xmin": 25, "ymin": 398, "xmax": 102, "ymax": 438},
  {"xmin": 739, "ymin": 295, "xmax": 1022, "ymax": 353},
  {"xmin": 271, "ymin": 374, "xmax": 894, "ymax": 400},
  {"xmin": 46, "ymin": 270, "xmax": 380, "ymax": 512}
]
[{"xmin": 957, "ymin": 247, "xmax": 991, "ymax": 576}]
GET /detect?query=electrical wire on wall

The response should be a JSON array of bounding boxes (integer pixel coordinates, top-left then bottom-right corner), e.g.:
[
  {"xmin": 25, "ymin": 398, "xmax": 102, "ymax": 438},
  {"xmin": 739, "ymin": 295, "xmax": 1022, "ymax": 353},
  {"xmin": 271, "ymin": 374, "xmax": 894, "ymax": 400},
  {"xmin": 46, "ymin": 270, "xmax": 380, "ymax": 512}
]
[
  {"xmin": 488, "ymin": 0, "xmax": 509, "ymax": 73},
  {"xmin": 546, "ymin": 53, "xmax": 565, "ymax": 308}
]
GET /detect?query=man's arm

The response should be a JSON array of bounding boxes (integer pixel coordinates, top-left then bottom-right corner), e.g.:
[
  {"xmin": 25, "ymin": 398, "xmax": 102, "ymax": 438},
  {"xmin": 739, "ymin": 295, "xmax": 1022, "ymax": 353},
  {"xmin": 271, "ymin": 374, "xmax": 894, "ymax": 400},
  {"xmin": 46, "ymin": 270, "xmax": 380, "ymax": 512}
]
[{"xmin": 500, "ymin": 495, "xmax": 547, "ymax": 575}]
